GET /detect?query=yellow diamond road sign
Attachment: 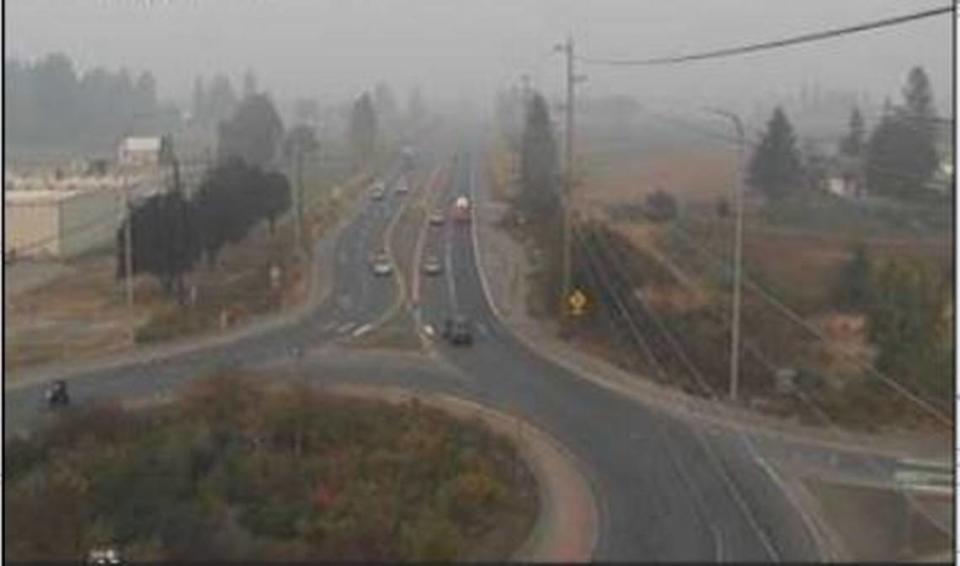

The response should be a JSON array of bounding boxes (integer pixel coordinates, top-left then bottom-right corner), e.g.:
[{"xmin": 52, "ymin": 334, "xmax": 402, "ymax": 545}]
[{"xmin": 568, "ymin": 289, "xmax": 587, "ymax": 316}]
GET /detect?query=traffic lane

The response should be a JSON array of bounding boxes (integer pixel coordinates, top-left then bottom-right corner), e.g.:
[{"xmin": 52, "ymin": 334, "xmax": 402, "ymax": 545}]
[
  {"xmin": 418, "ymin": 171, "xmax": 459, "ymax": 329},
  {"xmin": 433, "ymin": 156, "xmax": 718, "ymax": 559},
  {"xmin": 317, "ymin": 177, "xmax": 408, "ymax": 333},
  {"xmin": 7, "ymin": 166, "xmax": 412, "ymax": 437},
  {"xmin": 437, "ymin": 153, "xmax": 817, "ymax": 560},
  {"xmin": 443, "ymin": 230, "xmax": 806, "ymax": 560},
  {"xmin": 436, "ymin": 217, "xmax": 717, "ymax": 560},
  {"xmin": 8, "ymin": 343, "xmax": 476, "ymax": 440}
]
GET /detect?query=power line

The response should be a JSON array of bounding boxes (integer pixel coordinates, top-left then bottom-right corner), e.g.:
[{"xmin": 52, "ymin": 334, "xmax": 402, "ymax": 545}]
[
  {"xmin": 578, "ymin": 5, "xmax": 952, "ymax": 66},
  {"xmin": 581, "ymin": 211, "xmax": 953, "ymax": 528},
  {"xmin": 667, "ymin": 221, "xmax": 952, "ymax": 427},
  {"xmin": 646, "ymin": 236, "xmax": 953, "ymax": 536},
  {"xmin": 631, "ymin": 104, "xmax": 955, "ymax": 196},
  {"xmin": 571, "ymin": 223, "xmax": 669, "ymax": 380},
  {"xmin": 583, "ymin": 223, "xmax": 716, "ymax": 396}
]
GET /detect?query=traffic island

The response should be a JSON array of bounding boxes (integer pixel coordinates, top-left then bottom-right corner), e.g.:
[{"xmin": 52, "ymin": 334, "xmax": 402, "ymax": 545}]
[{"xmin": 4, "ymin": 373, "xmax": 547, "ymax": 562}]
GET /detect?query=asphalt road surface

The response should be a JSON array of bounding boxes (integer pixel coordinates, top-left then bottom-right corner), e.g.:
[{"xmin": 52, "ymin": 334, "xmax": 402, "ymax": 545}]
[{"xmin": 6, "ymin": 147, "xmax": 823, "ymax": 561}]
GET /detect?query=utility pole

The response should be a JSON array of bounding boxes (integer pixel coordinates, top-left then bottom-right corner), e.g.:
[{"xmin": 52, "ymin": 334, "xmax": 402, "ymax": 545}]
[
  {"xmin": 556, "ymin": 35, "xmax": 584, "ymax": 318},
  {"xmin": 294, "ymin": 145, "xmax": 304, "ymax": 259},
  {"xmin": 122, "ymin": 168, "xmax": 135, "ymax": 345},
  {"xmin": 707, "ymin": 108, "xmax": 746, "ymax": 402}
]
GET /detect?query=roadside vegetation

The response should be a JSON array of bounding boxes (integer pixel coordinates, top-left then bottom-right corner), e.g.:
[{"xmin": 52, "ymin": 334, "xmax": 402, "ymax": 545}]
[
  {"xmin": 5, "ymin": 78, "xmax": 405, "ymax": 371},
  {"xmin": 492, "ymin": 66, "xmax": 952, "ymax": 431},
  {"xmin": 4, "ymin": 374, "xmax": 539, "ymax": 562}
]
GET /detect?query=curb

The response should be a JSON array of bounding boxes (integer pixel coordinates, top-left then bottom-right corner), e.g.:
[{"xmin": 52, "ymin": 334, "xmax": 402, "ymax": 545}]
[
  {"xmin": 5, "ymin": 172, "xmax": 373, "ymax": 391},
  {"xmin": 325, "ymin": 383, "xmax": 598, "ymax": 563},
  {"xmin": 469, "ymin": 153, "xmax": 950, "ymax": 463}
]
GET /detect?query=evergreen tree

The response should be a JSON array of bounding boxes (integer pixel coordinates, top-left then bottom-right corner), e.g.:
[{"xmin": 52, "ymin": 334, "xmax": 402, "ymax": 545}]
[
  {"xmin": 217, "ymin": 93, "xmax": 285, "ymax": 169},
  {"xmin": 519, "ymin": 92, "xmax": 559, "ymax": 216},
  {"xmin": 407, "ymin": 87, "xmax": 426, "ymax": 128},
  {"xmin": 747, "ymin": 107, "xmax": 803, "ymax": 200},
  {"xmin": 116, "ymin": 188, "xmax": 199, "ymax": 300},
  {"xmin": 349, "ymin": 92, "xmax": 378, "ymax": 169},
  {"xmin": 207, "ymin": 74, "xmax": 238, "ymax": 126},
  {"xmin": 373, "ymin": 82, "xmax": 397, "ymax": 122},
  {"xmin": 836, "ymin": 244, "xmax": 872, "ymax": 312},
  {"xmin": 242, "ymin": 70, "xmax": 258, "ymax": 98},
  {"xmin": 191, "ymin": 77, "xmax": 207, "ymax": 123},
  {"xmin": 866, "ymin": 258, "xmax": 950, "ymax": 398},
  {"xmin": 903, "ymin": 66, "xmax": 936, "ymax": 135},
  {"xmin": 865, "ymin": 66, "xmax": 939, "ymax": 199},
  {"xmin": 839, "ymin": 106, "xmax": 865, "ymax": 158}
]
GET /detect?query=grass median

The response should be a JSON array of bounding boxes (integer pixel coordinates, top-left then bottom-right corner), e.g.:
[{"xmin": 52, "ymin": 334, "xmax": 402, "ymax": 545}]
[{"xmin": 4, "ymin": 372, "xmax": 539, "ymax": 562}]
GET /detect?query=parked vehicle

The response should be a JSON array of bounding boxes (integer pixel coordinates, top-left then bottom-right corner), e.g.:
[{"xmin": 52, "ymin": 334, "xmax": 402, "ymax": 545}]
[{"xmin": 429, "ymin": 212, "xmax": 445, "ymax": 226}]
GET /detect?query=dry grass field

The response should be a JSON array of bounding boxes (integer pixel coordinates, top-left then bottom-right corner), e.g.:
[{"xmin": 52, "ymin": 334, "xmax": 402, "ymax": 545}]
[{"xmin": 575, "ymin": 148, "xmax": 737, "ymax": 213}]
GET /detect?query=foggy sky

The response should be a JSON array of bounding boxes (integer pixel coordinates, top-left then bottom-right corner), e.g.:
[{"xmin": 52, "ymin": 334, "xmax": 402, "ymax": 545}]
[{"xmin": 5, "ymin": 0, "xmax": 954, "ymax": 115}]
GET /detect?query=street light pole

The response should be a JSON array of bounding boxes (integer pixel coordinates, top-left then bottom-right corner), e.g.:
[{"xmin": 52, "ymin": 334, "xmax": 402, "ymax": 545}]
[
  {"xmin": 707, "ymin": 108, "xmax": 746, "ymax": 402},
  {"xmin": 122, "ymin": 169, "xmax": 135, "ymax": 345}
]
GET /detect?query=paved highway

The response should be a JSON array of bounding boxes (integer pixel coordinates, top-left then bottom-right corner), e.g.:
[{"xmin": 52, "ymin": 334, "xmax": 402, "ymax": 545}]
[
  {"xmin": 414, "ymin": 145, "xmax": 819, "ymax": 561},
  {"xmin": 5, "ymin": 162, "xmax": 410, "ymax": 435},
  {"xmin": 6, "ymin": 146, "xmax": 824, "ymax": 561}
]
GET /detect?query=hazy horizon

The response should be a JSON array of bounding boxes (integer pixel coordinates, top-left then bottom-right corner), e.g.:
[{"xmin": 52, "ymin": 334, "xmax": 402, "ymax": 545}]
[{"xmin": 6, "ymin": 0, "xmax": 954, "ymax": 117}]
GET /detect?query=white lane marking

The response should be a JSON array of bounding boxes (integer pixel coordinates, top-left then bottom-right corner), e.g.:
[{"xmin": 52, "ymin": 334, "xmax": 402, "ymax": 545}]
[
  {"xmin": 692, "ymin": 430, "xmax": 781, "ymax": 561},
  {"xmin": 465, "ymin": 149, "xmax": 502, "ymax": 321},
  {"xmin": 647, "ymin": 423, "xmax": 726, "ymax": 562},
  {"xmin": 352, "ymin": 323, "xmax": 373, "ymax": 337},
  {"xmin": 444, "ymin": 218, "xmax": 458, "ymax": 308},
  {"xmin": 336, "ymin": 322, "xmax": 357, "ymax": 334}
]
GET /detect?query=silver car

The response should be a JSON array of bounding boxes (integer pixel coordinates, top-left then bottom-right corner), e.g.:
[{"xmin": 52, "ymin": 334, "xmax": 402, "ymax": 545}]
[
  {"xmin": 423, "ymin": 256, "xmax": 442, "ymax": 276},
  {"xmin": 371, "ymin": 254, "xmax": 393, "ymax": 276}
]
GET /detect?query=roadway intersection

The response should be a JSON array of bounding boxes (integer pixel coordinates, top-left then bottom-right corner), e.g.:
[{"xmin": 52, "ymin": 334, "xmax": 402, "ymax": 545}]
[{"xmin": 4, "ymin": 141, "xmax": 949, "ymax": 561}]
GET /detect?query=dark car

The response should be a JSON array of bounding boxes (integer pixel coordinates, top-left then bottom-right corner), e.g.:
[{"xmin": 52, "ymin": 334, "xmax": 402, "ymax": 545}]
[
  {"xmin": 441, "ymin": 315, "xmax": 473, "ymax": 346},
  {"xmin": 45, "ymin": 380, "xmax": 70, "ymax": 408}
]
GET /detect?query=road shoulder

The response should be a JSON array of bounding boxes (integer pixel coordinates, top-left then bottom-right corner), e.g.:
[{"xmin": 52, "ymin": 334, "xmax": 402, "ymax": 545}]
[{"xmin": 469, "ymin": 152, "xmax": 950, "ymax": 464}]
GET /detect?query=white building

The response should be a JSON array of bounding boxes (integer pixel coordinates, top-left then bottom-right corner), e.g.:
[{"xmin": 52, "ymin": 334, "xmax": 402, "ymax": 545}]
[
  {"xmin": 5, "ymin": 186, "xmax": 126, "ymax": 259},
  {"xmin": 117, "ymin": 136, "xmax": 167, "ymax": 169}
]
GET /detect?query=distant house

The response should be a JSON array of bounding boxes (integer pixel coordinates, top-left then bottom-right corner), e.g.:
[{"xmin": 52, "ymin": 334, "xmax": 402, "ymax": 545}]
[
  {"xmin": 118, "ymin": 136, "xmax": 170, "ymax": 169},
  {"xmin": 824, "ymin": 154, "xmax": 865, "ymax": 199},
  {"xmin": 933, "ymin": 157, "xmax": 954, "ymax": 193},
  {"xmin": 4, "ymin": 187, "xmax": 124, "ymax": 259},
  {"xmin": 4, "ymin": 170, "xmax": 162, "ymax": 260}
]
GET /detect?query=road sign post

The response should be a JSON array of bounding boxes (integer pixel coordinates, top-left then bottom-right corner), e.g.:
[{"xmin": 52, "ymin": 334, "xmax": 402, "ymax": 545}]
[{"xmin": 568, "ymin": 288, "xmax": 587, "ymax": 316}]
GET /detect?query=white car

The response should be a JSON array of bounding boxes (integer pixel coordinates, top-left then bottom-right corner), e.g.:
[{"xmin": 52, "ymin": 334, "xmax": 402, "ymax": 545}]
[
  {"xmin": 371, "ymin": 254, "xmax": 393, "ymax": 276},
  {"xmin": 395, "ymin": 182, "xmax": 410, "ymax": 195},
  {"xmin": 422, "ymin": 256, "xmax": 442, "ymax": 276},
  {"xmin": 370, "ymin": 180, "xmax": 386, "ymax": 200},
  {"xmin": 428, "ymin": 212, "xmax": 445, "ymax": 226}
]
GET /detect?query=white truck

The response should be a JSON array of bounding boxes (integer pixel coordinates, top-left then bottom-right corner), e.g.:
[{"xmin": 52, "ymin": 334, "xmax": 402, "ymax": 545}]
[{"xmin": 453, "ymin": 196, "xmax": 470, "ymax": 222}]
